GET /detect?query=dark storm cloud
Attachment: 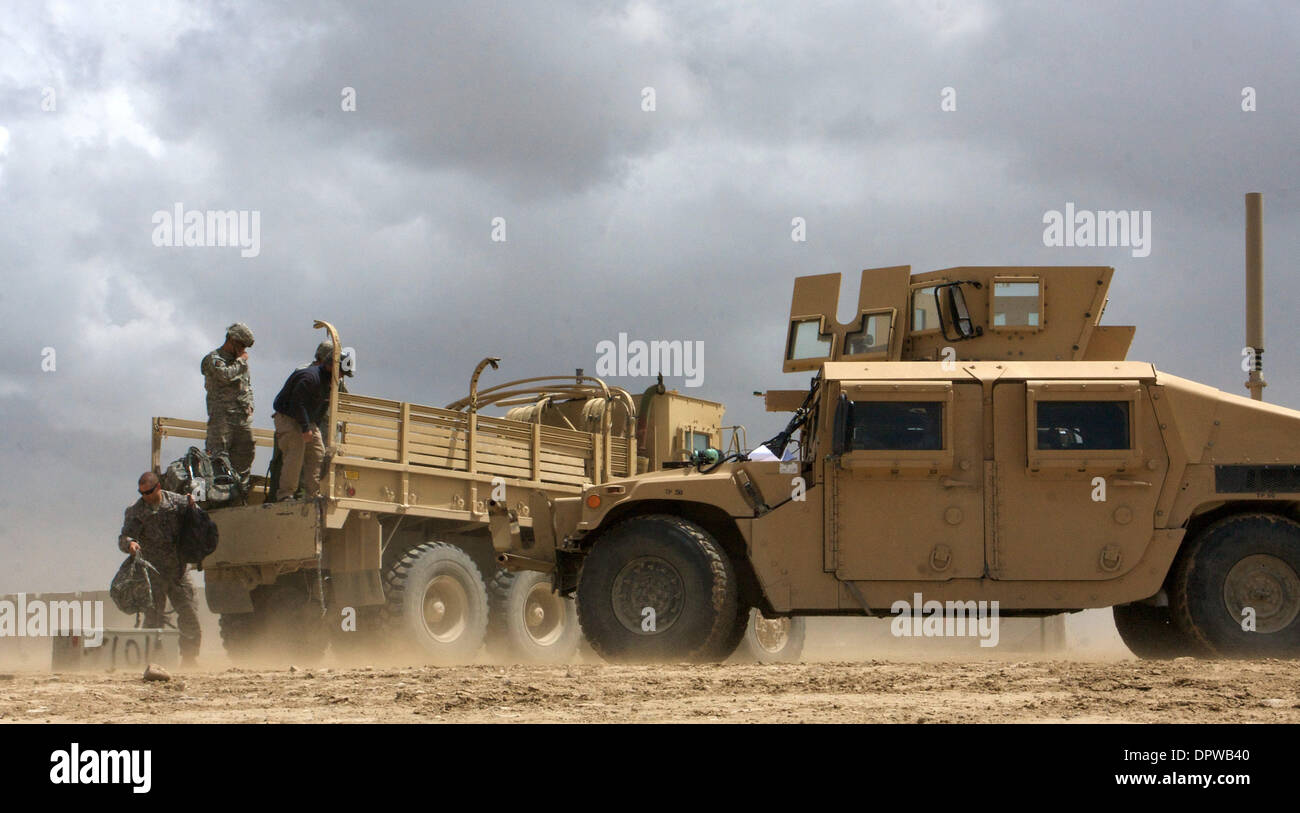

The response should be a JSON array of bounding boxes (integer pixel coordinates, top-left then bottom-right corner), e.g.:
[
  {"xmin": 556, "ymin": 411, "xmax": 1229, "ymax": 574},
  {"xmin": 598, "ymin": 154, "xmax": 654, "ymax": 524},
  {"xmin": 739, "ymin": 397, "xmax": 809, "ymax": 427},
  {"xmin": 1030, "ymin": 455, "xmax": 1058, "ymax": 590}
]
[{"xmin": 1, "ymin": 0, "xmax": 1298, "ymax": 591}]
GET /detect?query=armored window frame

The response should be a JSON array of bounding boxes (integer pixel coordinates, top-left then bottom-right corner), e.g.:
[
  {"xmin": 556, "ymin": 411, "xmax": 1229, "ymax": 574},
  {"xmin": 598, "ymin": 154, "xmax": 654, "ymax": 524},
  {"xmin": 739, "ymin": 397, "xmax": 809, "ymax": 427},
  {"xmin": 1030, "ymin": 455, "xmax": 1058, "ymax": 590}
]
[
  {"xmin": 1025, "ymin": 380, "xmax": 1142, "ymax": 471},
  {"xmin": 990, "ymin": 275, "xmax": 1044, "ymax": 332},
  {"xmin": 909, "ymin": 283, "xmax": 943, "ymax": 335},
  {"xmin": 841, "ymin": 308, "xmax": 896, "ymax": 360},
  {"xmin": 785, "ymin": 316, "xmax": 834, "ymax": 363},
  {"xmin": 836, "ymin": 381, "xmax": 954, "ymax": 474}
]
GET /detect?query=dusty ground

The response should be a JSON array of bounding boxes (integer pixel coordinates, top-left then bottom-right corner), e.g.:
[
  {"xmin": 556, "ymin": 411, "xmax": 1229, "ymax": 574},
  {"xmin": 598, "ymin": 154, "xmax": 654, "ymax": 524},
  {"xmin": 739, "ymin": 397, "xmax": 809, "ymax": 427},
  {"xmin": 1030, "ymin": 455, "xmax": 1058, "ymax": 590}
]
[{"xmin": 2, "ymin": 657, "xmax": 1298, "ymax": 723}]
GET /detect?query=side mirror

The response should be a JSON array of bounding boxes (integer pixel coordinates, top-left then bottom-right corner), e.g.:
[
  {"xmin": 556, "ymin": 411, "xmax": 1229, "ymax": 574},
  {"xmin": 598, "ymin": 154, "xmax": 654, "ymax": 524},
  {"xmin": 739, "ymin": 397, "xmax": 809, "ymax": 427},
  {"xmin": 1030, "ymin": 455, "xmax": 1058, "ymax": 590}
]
[
  {"xmin": 947, "ymin": 286, "xmax": 975, "ymax": 339},
  {"xmin": 936, "ymin": 282, "xmax": 984, "ymax": 343}
]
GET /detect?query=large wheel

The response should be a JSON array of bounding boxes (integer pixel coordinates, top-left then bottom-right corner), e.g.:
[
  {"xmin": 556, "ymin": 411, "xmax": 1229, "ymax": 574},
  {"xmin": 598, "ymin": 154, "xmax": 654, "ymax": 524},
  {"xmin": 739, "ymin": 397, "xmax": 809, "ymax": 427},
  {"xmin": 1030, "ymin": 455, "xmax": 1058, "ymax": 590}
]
[
  {"xmin": 261, "ymin": 582, "xmax": 330, "ymax": 664},
  {"xmin": 382, "ymin": 542, "xmax": 489, "ymax": 664},
  {"xmin": 488, "ymin": 569, "xmax": 581, "ymax": 664},
  {"xmin": 576, "ymin": 514, "xmax": 739, "ymax": 663},
  {"xmin": 1111, "ymin": 602, "xmax": 1208, "ymax": 659},
  {"xmin": 216, "ymin": 581, "xmax": 329, "ymax": 665},
  {"xmin": 218, "ymin": 612, "xmax": 258, "ymax": 663},
  {"xmin": 736, "ymin": 609, "xmax": 807, "ymax": 663},
  {"xmin": 705, "ymin": 601, "xmax": 750, "ymax": 662},
  {"xmin": 1170, "ymin": 513, "xmax": 1300, "ymax": 658}
]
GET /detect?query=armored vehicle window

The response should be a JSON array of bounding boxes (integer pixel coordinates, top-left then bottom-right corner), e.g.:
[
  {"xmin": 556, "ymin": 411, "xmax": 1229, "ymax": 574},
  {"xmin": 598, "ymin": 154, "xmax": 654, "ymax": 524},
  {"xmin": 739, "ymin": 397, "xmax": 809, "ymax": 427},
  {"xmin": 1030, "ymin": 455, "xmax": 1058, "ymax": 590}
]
[
  {"xmin": 993, "ymin": 280, "xmax": 1040, "ymax": 328},
  {"xmin": 844, "ymin": 312, "xmax": 893, "ymax": 356},
  {"xmin": 848, "ymin": 401, "xmax": 943, "ymax": 451},
  {"xmin": 787, "ymin": 319, "xmax": 832, "ymax": 361},
  {"xmin": 912, "ymin": 286, "xmax": 939, "ymax": 332},
  {"xmin": 1035, "ymin": 401, "xmax": 1129, "ymax": 450}
]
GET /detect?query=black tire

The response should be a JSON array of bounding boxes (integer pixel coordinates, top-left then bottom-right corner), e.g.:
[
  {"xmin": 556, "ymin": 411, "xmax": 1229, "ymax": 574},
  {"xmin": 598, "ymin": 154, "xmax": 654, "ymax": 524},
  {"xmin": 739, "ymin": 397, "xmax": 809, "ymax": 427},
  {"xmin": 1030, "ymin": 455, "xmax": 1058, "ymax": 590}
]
[
  {"xmin": 1111, "ymin": 602, "xmax": 1209, "ymax": 659},
  {"xmin": 260, "ymin": 582, "xmax": 330, "ymax": 664},
  {"xmin": 735, "ymin": 609, "xmax": 807, "ymax": 663},
  {"xmin": 704, "ymin": 601, "xmax": 750, "ymax": 661},
  {"xmin": 1170, "ymin": 513, "xmax": 1300, "ymax": 658},
  {"xmin": 576, "ymin": 514, "xmax": 739, "ymax": 663},
  {"xmin": 382, "ymin": 542, "xmax": 489, "ymax": 664},
  {"xmin": 488, "ymin": 569, "xmax": 581, "ymax": 664},
  {"xmin": 217, "ymin": 581, "xmax": 329, "ymax": 665},
  {"xmin": 218, "ymin": 612, "xmax": 258, "ymax": 663}
]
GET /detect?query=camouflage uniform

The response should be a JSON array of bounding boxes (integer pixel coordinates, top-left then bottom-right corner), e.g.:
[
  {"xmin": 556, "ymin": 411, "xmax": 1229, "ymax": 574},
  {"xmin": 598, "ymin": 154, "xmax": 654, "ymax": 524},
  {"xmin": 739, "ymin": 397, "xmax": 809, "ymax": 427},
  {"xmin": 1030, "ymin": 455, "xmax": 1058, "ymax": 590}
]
[
  {"xmin": 117, "ymin": 491, "xmax": 201, "ymax": 657},
  {"xmin": 202, "ymin": 344, "xmax": 255, "ymax": 483}
]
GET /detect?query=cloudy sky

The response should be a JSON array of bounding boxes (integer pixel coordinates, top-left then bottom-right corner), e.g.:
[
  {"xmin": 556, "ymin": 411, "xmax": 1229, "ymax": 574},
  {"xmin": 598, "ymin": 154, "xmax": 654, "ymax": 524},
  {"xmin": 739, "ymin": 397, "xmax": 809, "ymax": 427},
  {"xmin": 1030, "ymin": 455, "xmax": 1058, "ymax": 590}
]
[{"xmin": 1, "ymin": 0, "xmax": 1297, "ymax": 592}]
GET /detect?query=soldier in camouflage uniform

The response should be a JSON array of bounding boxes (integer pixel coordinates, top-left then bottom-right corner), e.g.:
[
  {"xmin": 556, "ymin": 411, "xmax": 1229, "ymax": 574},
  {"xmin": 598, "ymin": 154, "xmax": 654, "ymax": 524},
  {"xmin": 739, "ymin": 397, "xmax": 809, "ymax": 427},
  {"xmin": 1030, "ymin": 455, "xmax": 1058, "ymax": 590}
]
[
  {"xmin": 202, "ymin": 323, "xmax": 256, "ymax": 485},
  {"xmin": 118, "ymin": 471, "xmax": 202, "ymax": 665}
]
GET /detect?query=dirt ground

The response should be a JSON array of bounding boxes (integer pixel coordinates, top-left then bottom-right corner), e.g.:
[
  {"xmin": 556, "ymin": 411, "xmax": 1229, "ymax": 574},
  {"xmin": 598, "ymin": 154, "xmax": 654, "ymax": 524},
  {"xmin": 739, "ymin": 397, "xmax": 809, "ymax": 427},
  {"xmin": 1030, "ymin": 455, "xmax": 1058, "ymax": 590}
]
[{"xmin": 2, "ymin": 656, "xmax": 1298, "ymax": 723}]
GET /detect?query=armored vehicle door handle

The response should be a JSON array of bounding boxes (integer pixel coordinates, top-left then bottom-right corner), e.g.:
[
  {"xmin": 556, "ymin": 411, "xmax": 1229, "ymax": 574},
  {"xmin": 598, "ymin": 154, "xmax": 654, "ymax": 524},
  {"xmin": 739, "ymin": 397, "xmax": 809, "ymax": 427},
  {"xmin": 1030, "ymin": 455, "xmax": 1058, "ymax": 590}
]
[
  {"xmin": 1111, "ymin": 478, "xmax": 1152, "ymax": 487},
  {"xmin": 940, "ymin": 478, "xmax": 977, "ymax": 489}
]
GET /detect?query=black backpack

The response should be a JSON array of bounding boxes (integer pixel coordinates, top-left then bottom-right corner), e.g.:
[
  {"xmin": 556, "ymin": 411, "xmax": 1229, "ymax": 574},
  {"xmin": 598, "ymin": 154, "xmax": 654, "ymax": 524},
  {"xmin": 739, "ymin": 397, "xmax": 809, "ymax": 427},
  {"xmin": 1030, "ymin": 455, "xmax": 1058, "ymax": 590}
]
[
  {"xmin": 162, "ymin": 446, "xmax": 245, "ymax": 507},
  {"xmin": 177, "ymin": 503, "xmax": 219, "ymax": 571}
]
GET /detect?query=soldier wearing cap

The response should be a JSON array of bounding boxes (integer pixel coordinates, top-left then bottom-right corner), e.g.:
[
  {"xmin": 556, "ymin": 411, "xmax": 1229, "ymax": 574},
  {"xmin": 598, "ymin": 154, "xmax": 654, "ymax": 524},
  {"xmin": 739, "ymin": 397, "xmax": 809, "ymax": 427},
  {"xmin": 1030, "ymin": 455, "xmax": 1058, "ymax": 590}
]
[
  {"xmin": 268, "ymin": 341, "xmax": 353, "ymax": 500},
  {"xmin": 201, "ymin": 323, "xmax": 256, "ymax": 485},
  {"xmin": 270, "ymin": 341, "xmax": 337, "ymax": 502}
]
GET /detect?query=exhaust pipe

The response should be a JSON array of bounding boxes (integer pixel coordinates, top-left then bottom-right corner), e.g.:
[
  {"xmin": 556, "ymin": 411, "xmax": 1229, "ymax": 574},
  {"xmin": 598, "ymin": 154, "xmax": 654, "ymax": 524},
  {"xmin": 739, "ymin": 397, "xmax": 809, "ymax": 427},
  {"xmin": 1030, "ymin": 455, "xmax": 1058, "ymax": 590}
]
[
  {"xmin": 496, "ymin": 552, "xmax": 554, "ymax": 573},
  {"xmin": 1245, "ymin": 192, "xmax": 1266, "ymax": 401}
]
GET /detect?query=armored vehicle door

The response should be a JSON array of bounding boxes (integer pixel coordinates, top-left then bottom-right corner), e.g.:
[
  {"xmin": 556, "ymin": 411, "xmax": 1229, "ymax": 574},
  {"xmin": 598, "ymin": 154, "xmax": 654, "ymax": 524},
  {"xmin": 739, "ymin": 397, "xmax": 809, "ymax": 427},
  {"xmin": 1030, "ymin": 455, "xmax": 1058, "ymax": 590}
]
[
  {"xmin": 827, "ymin": 380, "xmax": 985, "ymax": 580},
  {"xmin": 990, "ymin": 379, "xmax": 1168, "ymax": 580}
]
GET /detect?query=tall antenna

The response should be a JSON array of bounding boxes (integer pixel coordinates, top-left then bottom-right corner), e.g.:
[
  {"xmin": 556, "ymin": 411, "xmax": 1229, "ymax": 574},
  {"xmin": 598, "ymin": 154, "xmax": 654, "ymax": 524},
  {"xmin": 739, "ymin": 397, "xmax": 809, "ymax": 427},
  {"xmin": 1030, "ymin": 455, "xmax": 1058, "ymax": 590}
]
[{"xmin": 1245, "ymin": 193, "xmax": 1266, "ymax": 401}]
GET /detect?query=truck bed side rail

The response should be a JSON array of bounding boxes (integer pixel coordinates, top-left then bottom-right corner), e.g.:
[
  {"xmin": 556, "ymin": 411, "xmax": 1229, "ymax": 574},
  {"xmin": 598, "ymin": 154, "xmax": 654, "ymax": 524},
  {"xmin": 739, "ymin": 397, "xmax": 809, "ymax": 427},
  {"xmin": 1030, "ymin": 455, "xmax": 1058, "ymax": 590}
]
[{"xmin": 335, "ymin": 393, "xmax": 633, "ymax": 486}]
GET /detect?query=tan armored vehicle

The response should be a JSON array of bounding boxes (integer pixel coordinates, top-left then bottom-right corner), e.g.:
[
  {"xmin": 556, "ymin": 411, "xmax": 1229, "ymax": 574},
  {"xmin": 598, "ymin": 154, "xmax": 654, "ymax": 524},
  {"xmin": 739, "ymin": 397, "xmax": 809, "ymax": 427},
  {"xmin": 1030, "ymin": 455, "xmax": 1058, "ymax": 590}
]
[
  {"xmin": 498, "ymin": 198, "xmax": 1300, "ymax": 661},
  {"xmin": 150, "ymin": 340, "xmax": 786, "ymax": 663}
]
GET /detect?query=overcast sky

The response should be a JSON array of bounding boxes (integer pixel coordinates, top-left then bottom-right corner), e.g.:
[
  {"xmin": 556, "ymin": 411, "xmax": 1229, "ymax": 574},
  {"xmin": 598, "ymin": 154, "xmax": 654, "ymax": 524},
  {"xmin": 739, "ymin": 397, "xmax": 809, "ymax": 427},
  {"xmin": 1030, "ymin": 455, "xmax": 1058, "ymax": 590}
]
[{"xmin": 1, "ymin": 0, "xmax": 1297, "ymax": 593}]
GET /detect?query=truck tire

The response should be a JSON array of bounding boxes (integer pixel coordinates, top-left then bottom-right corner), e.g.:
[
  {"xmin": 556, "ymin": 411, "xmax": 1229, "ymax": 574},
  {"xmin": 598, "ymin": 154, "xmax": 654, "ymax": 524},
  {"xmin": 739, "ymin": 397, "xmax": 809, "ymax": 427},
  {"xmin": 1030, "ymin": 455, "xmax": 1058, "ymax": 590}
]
[
  {"xmin": 487, "ymin": 569, "xmax": 581, "ymax": 664},
  {"xmin": 1111, "ymin": 602, "xmax": 1208, "ymax": 659},
  {"xmin": 735, "ymin": 609, "xmax": 807, "ymax": 663},
  {"xmin": 218, "ymin": 612, "xmax": 258, "ymax": 664},
  {"xmin": 217, "ymin": 582, "xmax": 329, "ymax": 665},
  {"xmin": 383, "ymin": 542, "xmax": 489, "ymax": 664},
  {"xmin": 260, "ymin": 582, "xmax": 330, "ymax": 665},
  {"xmin": 702, "ymin": 601, "xmax": 749, "ymax": 661},
  {"xmin": 576, "ymin": 514, "xmax": 739, "ymax": 663},
  {"xmin": 1170, "ymin": 513, "xmax": 1300, "ymax": 657}
]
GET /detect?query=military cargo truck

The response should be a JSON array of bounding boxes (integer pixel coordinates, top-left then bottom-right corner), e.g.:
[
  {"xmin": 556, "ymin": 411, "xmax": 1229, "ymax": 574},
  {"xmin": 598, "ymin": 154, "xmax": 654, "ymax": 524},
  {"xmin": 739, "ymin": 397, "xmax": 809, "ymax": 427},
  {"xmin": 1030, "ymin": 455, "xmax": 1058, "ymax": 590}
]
[
  {"xmin": 149, "ymin": 330, "xmax": 794, "ymax": 663},
  {"xmin": 496, "ymin": 199, "xmax": 1300, "ymax": 661}
]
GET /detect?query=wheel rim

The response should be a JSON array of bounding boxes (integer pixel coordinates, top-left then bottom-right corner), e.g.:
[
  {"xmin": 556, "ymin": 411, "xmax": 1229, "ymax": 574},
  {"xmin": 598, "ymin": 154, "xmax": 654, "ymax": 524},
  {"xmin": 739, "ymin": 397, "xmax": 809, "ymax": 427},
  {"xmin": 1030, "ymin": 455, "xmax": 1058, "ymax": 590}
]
[
  {"xmin": 1222, "ymin": 554, "xmax": 1300, "ymax": 634},
  {"xmin": 523, "ymin": 581, "xmax": 566, "ymax": 647},
  {"xmin": 753, "ymin": 612, "xmax": 791, "ymax": 654},
  {"xmin": 421, "ymin": 574, "xmax": 470, "ymax": 643},
  {"xmin": 611, "ymin": 556, "xmax": 684, "ymax": 634}
]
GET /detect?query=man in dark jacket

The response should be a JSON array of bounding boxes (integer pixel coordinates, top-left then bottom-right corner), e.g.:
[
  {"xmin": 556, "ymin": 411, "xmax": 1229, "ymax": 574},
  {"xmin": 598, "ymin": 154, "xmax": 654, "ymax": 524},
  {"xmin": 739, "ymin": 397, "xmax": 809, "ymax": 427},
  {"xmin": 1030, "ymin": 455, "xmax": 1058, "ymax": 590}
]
[{"xmin": 271, "ymin": 343, "xmax": 333, "ymax": 501}]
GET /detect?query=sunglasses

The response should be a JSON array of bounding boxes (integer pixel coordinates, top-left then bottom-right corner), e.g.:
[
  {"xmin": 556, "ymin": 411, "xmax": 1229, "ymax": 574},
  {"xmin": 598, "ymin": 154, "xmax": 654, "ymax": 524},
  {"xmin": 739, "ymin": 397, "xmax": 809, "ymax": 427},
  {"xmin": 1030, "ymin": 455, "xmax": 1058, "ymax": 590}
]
[{"xmin": 139, "ymin": 483, "xmax": 160, "ymax": 496}]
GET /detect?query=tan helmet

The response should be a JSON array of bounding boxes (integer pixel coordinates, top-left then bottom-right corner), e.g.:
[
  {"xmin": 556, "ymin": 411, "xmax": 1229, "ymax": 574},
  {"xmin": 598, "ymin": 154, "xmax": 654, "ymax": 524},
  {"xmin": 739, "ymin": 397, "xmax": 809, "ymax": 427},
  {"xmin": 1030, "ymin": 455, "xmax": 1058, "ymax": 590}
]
[{"xmin": 226, "ymin": 323, "xmax": 255, "ymax": 347}]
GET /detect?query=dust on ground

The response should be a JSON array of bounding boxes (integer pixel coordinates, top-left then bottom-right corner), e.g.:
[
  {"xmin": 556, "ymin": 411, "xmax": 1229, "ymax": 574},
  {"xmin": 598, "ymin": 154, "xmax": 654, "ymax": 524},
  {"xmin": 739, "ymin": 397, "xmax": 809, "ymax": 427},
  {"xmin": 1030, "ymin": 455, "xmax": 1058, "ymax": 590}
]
[{"xmin": 2, "ymin": 657, "xmax": 1297, "ymax": 723}]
